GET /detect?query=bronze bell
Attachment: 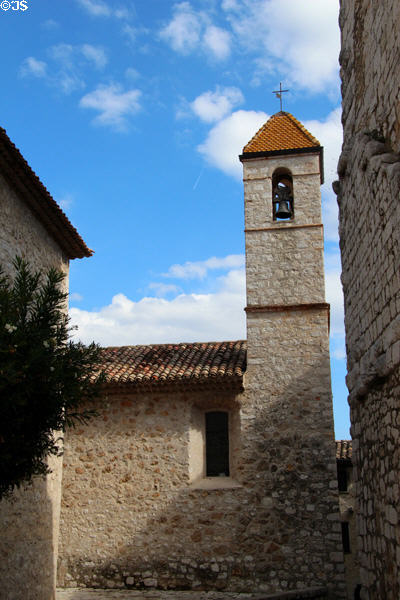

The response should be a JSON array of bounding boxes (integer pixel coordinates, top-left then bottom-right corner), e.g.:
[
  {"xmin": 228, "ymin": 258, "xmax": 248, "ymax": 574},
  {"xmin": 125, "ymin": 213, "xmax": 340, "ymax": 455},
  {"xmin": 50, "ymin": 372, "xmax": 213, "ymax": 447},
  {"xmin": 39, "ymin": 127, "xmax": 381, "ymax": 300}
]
[{"xmin": 275, "ymin": 199, "xmax": 292, "ymax": 219}]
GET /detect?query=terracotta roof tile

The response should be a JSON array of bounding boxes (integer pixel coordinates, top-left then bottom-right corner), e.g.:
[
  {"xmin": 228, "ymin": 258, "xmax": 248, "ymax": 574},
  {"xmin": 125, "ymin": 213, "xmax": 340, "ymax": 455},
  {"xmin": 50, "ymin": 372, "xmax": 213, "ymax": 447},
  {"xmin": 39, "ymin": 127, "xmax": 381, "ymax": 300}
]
[
  {"xmin": 336, "ymin": 440, "xmax": 352, "ymax": 461},
  {"xmin": 242, "ymin": 111, "xmax": 321, "ymax": 154},
  {"xmin": 96, "ymin": 340, "xmax": 247, "ymax": 391},
  {"xmin": 0, "ymin": 127, "xmax": 92, "ymax": 259}
]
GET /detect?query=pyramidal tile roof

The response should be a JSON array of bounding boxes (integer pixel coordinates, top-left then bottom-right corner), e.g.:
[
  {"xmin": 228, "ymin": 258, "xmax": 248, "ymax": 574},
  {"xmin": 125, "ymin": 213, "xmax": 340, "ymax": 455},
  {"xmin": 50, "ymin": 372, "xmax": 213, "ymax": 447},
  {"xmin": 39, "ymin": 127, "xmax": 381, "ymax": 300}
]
[
  {"xmin": 96, "ymin": 340, "xmax": 247, "ymax": 391},
  {"xmin": 242, "ymin": 111, "xmax": 321, "ymax": 154}
]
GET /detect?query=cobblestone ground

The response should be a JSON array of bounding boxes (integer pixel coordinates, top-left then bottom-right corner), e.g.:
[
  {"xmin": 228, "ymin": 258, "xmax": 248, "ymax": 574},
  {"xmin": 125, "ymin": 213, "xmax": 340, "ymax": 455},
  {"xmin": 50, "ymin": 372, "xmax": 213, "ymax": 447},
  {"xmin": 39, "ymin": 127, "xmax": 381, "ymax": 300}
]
[
  {"xmin": 56, "ymin": 590, "xmax": 258, "ymax": 600},
  {"xmin": 56, "ymin": 588, "xmax": 328, "ymax": 600}
]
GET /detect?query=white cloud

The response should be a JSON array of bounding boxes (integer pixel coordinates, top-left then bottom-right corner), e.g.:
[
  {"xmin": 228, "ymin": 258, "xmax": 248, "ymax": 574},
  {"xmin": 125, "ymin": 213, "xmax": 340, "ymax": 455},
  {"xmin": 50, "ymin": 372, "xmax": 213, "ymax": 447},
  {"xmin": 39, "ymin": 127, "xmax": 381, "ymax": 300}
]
[
  {"xmin": 58, "ymin": 73, "xmax": 85, "ymax": 94},
  {"xmin": 50, "ymin": 42, "xmax": 107, "ymax": 70},
  {"xmin": 70, "ymin": 292, "xmax": 83, "ymax": 302},
  {"xmin": 122, "ymin": 24, "xmax": 137, "ymax": 43},
  {"xmin": 23, "ymin": 43, "xmax": 108, "ymax": 95},
  {"xmin": 160, "ymin": 2, "xmax": 231, "ymax": 60},
  {"xmin": 75, "ymin": 0, "xmax": 111, "ymax": 17},
  {"xmin": 79, "ymin": 83, "xmax": 142, "ymax": 130},
  {"xmin": 76, "ymin": 0, "xmax": 132, "ymax": 19},
  {"xmin": 203, "ymin": 25, "xmax": 231, "ymax": 60},
  {"xmin": 69, "ymin": 249, "xmax": 344, "ymax": 362},
  {"xmin": 50, "ymin": 43, "xmax": 74, "ymax": 64},
  {"xmin": 197, "ymin": 109, "xmax": 268, "ymax": 178},
  {"xmin": 324, "ymin": 248, "xmax": 345, "ymax": 361},
  {"xmin": 226, "ymin": 0, "xmax": 340, "ymax": 94},
  {"xmin": 160, "ymin": 2, "xmax": 202, "ymax": 54},
  {"xmin": 125, "ymin": 67, "xmax": 140, "ymax": 81},
  {"xmin": 148, "ymin": 282, "xmax": 180, "ymax": 297},
  {"xmin": 80, "ymin": 44, "xmax": 108, "ymax": 69},
  {"xmin": 42, "ymin": 19, "xmax": 59, "ymax": 30},
  {"xmin": 325, "ymin": 265, "xmax": 344, "ymax": 339},
  {"xmin": 70, "ymin": 266, "xmax": 246, "ymax": 346},
  {"xmin": 222, "ymin": 0, "xmax": 240, "ymax": 11},
  {"xmin": 20, "ymin": 57, "xmax": 47, "ymax": 78},
  {"xmin": 190, "ymin": 86, "xmax": 244, "ymax": 123},
  {"xmin": 115, "ymin": 7, "xmax": 132, "ymax": 20},
  {"xmin": 304, "ymin": 108, "xmax": 343, "ymax": 241},
  {"xmin": 164, "ymin": 255, "xmax": 245, "ymax": 279},
  {"xmin": 57, "ymin": 194, "xmax": 74, "ymax": 210}
]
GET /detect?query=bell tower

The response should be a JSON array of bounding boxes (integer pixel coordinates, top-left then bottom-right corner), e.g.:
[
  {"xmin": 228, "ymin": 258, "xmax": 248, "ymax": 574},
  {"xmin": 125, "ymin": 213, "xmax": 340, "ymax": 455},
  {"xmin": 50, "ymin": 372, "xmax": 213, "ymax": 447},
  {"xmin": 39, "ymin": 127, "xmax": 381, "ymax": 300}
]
[{"xmin": 239, "ymin": 112, "xmax": 346, "ymax": 596}]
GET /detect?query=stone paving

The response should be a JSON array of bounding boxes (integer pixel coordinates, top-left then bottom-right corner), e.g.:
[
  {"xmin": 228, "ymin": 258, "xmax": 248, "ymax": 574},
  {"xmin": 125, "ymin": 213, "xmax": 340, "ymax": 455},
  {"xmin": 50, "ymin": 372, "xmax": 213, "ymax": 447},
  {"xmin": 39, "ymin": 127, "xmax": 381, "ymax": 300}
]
[
  {"xmin": 56, "ymin": 589, "xmax": 327, "ymax": 600},
  {"xmin": 56, "ymin": 590, "xmax": 258, "ymax": 600}
]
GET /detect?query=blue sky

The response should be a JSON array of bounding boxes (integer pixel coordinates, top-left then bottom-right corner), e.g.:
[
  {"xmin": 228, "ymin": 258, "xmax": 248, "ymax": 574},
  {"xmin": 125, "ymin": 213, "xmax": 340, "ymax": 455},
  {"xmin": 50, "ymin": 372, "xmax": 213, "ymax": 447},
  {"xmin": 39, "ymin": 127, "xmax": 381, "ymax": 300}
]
[{"xmin": 0, "ymin": 0, "xmax": 349, "ymax": 438}]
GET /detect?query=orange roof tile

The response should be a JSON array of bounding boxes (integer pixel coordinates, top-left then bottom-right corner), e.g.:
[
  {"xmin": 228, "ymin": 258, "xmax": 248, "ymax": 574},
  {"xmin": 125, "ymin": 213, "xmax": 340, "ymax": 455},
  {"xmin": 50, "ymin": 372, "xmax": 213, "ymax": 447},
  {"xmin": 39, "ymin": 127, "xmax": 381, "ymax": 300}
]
[
  {"xmin": 95, "ymin": 340, "xmax": 246, "ymax": 391},
  {"xmin": 242, "ymin": 111, "xmax": 321, "ymax": 154}
]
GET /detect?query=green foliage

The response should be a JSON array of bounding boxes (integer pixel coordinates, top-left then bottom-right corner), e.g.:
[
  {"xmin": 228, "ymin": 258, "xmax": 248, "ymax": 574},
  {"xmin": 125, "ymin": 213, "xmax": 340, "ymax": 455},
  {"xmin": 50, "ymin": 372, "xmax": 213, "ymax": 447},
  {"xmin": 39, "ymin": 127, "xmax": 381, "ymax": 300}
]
[{"xmin": 0, "ymin": 257, "xmax": 104, "ymax": 499}]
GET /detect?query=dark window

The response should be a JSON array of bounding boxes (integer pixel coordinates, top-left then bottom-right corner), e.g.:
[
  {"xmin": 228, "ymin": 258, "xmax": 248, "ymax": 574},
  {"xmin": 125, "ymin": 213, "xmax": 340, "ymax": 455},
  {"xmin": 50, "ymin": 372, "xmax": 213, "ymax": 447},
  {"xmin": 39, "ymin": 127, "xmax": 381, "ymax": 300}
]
[
  {"xmin": 341, "ymin": 521, "xmax": 351, "ymax": 553},
  {"xmin": 337, "ymin": 463, "xmax": 348, "ymax": 492},
  {"xmin": 205, "ymin": 411, "xmax": 229, "ymax": 477}
]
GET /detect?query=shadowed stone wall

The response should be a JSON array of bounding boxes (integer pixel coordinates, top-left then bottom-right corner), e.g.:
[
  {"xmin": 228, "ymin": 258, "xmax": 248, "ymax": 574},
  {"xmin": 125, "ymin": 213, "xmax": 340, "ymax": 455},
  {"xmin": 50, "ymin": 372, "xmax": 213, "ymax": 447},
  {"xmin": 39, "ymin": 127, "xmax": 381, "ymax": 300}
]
[
  {"xmin": 243, "ymin": 150, "xmax": 345, "ymax": 598},
  {"xmin": 59, "ymin": 382, "xmax": 344, "ymax": 596},
  {"xmin": 0, "ymin": 173, "xmax": 69, "ymax": 600},
  {"xmin": 336, "ymin": 1, "xmax": 400, "ymax": 598}
]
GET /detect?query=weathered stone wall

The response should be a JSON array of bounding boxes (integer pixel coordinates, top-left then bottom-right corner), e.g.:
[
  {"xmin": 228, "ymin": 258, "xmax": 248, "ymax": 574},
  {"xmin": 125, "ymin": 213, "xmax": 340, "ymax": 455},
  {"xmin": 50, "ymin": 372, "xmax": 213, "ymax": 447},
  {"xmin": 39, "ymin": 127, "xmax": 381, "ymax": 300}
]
[
  {"xmin": 59, "ymin": 389, "xmax": 250, "ymax": 591},
  {"xmin": 0, "ymin": 173, "xmax": 69, "ymax": 280},
  {"xmin": 337, "ymin": 1, "xmax": 400, "ymax": 598},
  {"xmin": 243, "ymin": 151, "xmax": 345, "ymax": 598},
  {"xmin": 0, "ymin": 173, "xmax": 69, "ymax": 600},
  {"xmin": 59, "ymin": 382, "xmax": 345, "ymax": 597},
  {"xmin": 244, "ymin": 154, "xmax": 325, "ymax": 306}
]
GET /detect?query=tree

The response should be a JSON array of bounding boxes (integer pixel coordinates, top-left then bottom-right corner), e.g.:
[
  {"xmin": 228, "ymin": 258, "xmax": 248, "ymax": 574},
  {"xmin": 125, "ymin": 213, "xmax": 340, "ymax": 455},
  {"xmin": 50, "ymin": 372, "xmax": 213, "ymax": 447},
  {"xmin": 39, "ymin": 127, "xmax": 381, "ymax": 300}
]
[{"xmin": 0, "ymin": 258, "xmax": 104, "ymax": 499}]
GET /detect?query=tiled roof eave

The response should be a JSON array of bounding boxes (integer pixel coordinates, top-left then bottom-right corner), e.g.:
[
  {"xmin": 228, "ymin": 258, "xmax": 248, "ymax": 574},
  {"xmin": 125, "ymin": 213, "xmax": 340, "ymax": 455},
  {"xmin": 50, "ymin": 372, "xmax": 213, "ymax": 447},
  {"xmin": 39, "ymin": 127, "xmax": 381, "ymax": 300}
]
[
  {"xmin": 239, "ymin": 146, "xmax": 324, "ymax": 184},
  {"xmin": 0, "ymin": 128, "xmax": 92, "ymax": 259},
  {"xmin": 239, "ymin": 145, "xmax": 322, "ymax": 160},
  {"xmin": 101, "ymin": 375, "xmax": 244, "ymax": 394}
]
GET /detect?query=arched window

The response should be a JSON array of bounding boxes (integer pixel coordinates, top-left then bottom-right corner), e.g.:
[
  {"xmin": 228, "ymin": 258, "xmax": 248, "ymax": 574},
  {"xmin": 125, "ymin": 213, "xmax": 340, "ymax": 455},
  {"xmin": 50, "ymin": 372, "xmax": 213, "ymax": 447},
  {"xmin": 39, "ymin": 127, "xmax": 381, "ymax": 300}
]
[
  {"xmin": 205, "ymin": 411, "xmax": 230, "ymax": 477},
  {"xmin": 272, "ymin": 169, "xmax": 294, "ymax": 221}
]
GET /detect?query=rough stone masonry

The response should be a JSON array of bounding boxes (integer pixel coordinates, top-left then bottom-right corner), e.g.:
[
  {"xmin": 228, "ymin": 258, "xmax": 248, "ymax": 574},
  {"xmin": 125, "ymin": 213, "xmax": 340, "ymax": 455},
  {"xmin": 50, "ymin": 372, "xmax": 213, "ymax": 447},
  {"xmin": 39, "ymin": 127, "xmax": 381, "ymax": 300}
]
[{"xmin": 335, "ymin": 1, "xmax": 400, "ymax": 598}]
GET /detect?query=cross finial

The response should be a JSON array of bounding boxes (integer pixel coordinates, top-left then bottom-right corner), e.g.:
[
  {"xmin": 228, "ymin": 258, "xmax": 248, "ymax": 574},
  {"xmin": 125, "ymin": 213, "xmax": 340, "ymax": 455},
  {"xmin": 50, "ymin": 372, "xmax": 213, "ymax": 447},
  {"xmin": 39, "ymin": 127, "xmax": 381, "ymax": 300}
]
[{"xmin": 272, "ymin": 82, "xmax": 289, "ymax": 112}]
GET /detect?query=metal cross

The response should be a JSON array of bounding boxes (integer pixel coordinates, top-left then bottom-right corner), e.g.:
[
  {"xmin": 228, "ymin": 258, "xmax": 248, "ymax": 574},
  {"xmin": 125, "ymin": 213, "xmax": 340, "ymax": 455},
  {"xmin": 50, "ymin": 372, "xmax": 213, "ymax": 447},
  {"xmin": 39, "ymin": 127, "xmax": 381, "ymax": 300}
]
[{"xmin": 272, "ymin": 82, "xmax": 289, "ymax": 112}]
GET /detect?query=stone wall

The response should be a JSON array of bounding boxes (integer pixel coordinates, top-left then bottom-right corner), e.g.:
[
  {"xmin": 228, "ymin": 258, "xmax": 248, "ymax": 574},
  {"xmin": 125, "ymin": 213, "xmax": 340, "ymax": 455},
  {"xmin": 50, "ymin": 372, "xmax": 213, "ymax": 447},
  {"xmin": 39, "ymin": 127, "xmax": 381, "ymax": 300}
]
[
  {"xmin": 336, "ymin": 1, "xmax": 400, "ymax": 598},
  {"xmin": 0, "ymin": 172, "xmax": 69, "ymax": 280},
  {"xmin": 243, "ymin": 149, "xmax": 345, "ymax": 598},
  {"xmin": 58, "ymin": 388, "xmax": 248, "ymax": 591},
  {"xmin": 59, "ymin": 383, "xmax": 344, "ymax": 597},
  {"xmin": 244, "ymin": 154, "xmax": 325, "ymax": 306},
  {"xmin": 0, "ymin": 173, "xmax": 69, "ymax": 600}
]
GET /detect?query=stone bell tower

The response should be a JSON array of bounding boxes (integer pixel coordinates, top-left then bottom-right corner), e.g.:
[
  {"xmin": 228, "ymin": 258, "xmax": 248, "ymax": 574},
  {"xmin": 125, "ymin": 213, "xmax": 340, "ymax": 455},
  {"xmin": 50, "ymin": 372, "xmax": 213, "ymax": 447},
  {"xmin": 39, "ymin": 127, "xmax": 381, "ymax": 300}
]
[{"xmin": 239, "ymin": 112, "xmax": 346, "ymax": 597}]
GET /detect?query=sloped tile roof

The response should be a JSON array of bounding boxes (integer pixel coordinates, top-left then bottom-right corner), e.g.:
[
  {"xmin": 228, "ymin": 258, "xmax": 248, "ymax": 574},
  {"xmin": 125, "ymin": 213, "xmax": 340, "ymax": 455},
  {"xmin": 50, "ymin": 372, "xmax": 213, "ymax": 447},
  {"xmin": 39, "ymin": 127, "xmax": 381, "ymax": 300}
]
[
  {"xmin": 0, "ymin": 127, "xmax": 92, "ymax": 259},
  {"xmin": 336, "ymin": 440, "xmax": 352, "ymax": 461},
  {"xmin": 97, "ymin": 340, "xmax": 247, "ymax": 391},
  {"xmin": 242, "ymin": 111, "xmax": 321, "ymax": 154}
]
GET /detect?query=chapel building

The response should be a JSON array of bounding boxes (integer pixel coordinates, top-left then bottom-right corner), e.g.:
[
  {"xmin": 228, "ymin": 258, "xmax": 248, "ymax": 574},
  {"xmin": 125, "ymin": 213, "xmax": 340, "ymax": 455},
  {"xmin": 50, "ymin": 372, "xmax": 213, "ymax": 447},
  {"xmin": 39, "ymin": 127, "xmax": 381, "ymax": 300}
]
[{"xmin": 58, "ymin": 112, "xmax": 346, "ymax": 597}]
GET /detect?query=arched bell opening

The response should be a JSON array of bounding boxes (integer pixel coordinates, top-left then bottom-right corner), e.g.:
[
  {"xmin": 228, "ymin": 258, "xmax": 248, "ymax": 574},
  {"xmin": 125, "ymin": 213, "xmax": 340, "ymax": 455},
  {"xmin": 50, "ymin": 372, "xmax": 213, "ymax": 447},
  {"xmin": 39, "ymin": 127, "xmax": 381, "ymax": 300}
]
[{"xmin": 272, "ymin": 168, "xmax": 294, "ymax": 221}]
